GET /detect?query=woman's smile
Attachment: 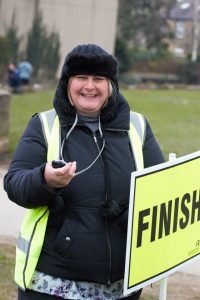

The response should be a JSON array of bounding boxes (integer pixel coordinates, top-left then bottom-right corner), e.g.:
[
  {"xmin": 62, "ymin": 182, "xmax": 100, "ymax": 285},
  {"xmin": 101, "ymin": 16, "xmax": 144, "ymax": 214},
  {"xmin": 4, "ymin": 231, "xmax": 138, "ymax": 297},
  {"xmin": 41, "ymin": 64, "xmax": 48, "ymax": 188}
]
[{"xmin": 81, "ymin": 93, "xmax": 97, "ymax": 98}]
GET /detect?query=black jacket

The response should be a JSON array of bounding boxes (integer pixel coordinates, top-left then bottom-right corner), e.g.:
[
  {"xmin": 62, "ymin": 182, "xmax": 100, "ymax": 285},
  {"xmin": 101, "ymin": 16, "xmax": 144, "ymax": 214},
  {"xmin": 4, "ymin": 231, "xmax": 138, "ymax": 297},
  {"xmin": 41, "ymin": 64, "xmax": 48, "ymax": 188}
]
[{"xmin": 4, "ymin": 93, "xmax": 164, "ymax": 284}]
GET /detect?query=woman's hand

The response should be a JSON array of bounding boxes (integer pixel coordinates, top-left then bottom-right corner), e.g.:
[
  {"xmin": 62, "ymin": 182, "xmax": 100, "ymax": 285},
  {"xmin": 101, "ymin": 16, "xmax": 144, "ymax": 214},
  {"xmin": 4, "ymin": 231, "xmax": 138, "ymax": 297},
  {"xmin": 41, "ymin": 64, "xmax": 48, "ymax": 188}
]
[{"xmin": 44, "ymin": 161, "xmax": 77, "ymax": 188}]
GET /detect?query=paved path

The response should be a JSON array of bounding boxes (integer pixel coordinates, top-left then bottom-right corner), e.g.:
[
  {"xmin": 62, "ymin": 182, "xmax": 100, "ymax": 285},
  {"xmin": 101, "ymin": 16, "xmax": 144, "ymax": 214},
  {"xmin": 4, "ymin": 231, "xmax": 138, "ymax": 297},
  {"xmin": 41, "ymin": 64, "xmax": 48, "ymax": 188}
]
[
  {"xmin": 0, "ymin": 167, "xmax": 25, "ymax": 239},
  {"xmin": 0, "ymin": 166, "xmax": 200, "ymax": 277}
]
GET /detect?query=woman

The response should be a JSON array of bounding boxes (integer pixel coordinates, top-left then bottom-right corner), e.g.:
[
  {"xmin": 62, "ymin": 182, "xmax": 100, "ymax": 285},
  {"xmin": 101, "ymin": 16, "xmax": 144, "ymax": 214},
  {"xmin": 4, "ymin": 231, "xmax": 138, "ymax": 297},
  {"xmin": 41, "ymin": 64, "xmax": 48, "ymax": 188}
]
[{"xmin": 4, "ymin": 44, "xmax": 164, "ymax": 300}]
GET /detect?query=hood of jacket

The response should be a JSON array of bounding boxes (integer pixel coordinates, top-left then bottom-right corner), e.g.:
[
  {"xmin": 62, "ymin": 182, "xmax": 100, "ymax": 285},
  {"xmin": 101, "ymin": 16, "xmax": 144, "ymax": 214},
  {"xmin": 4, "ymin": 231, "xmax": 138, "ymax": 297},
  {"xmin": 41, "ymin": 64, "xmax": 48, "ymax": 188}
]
[{"xmin": 53, "ymin": 44, "xmax": 130, "ymax": 130}]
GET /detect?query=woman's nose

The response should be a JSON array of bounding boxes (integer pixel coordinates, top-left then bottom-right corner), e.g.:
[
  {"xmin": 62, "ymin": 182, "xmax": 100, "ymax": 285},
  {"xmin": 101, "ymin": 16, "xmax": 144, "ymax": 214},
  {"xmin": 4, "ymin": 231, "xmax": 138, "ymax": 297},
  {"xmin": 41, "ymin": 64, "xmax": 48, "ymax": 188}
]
[{"xmin": 85, "ymin": 78, "xmax": 95, "ymax": 89}]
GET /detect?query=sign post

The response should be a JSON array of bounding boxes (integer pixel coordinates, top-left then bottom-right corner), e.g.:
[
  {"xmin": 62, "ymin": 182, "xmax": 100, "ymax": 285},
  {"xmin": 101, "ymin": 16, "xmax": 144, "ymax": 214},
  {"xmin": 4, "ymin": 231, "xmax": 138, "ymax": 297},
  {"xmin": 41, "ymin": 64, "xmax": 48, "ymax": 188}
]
[
  {"xmin": 124, "ymin": 150, "xmax": 200, "ymax": 297},
  {"xmin": 159, "ymin": 153, "xmax": 177, "ymax": 300},
  {"xmin": 159, "ymin": 277, "xmax": 168, "ymax": 300}
]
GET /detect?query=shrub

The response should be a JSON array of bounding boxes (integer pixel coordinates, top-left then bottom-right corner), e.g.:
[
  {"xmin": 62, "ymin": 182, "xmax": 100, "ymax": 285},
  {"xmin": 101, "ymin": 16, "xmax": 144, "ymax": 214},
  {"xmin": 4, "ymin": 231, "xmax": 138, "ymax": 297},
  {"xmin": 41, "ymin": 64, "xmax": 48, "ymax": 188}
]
[
  {"xmin": 178, "ymin": 61, "xmax": 200, "ymax": 84},
  {"xmin": 26, "ymin": 9, "xmax": 60, "ymax": 78},
  {"xmin": 115, "ymin": 38, "xmax": 132, "ymax": 72}
]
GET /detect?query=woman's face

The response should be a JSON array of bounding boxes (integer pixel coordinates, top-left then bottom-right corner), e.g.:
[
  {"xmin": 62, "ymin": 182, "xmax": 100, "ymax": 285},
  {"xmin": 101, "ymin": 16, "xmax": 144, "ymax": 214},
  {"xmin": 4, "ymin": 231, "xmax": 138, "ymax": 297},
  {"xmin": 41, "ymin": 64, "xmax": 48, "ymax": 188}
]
[{"xmin": 68, "ymin": 75, "xmax": 109, "ymax": 116}]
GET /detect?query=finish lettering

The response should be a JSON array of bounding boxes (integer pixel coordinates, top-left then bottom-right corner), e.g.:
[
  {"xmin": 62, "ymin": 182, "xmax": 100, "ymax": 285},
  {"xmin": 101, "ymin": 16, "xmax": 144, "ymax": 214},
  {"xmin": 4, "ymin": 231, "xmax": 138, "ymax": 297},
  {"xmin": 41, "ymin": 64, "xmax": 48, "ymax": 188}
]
[{"xmin": 136, "ymin": 189, "xmax": 200, "ymax": 248}]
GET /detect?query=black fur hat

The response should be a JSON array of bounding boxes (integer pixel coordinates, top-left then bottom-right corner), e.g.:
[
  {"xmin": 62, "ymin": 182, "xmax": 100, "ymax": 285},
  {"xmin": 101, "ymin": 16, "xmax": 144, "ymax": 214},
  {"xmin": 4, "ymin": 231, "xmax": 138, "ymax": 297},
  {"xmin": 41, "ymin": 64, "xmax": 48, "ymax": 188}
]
[
  {"xmin": 54, "ymin": 44, "xmax": 119, "ymax": 122},
  {"xmin": 64, "ymin": 44, "xmax": 118, "ymax": 83}
]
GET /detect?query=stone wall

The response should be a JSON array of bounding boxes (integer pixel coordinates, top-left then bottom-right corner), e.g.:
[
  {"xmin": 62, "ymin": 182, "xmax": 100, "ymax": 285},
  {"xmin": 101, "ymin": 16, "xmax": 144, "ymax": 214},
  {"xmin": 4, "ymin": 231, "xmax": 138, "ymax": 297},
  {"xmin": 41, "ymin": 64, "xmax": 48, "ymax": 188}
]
[{"xmin": 0, "ymin": 90, "xmax": 10, "ymax": 153}]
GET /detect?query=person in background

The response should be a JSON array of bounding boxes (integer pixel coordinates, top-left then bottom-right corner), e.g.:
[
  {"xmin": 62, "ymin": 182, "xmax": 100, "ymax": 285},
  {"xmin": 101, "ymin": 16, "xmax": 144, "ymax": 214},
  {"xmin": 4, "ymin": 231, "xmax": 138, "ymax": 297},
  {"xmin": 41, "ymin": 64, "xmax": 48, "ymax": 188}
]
[
  {"xmin": 4, "ymin": 44, "xmax": 165, "ymax": 300},
  {"xmin": 18, "ymin": 60, "xmax": 33, "ymax": 86},
  {"xmin": 7, "ymin": 62, "xmax": 21, "ymax": 93}
]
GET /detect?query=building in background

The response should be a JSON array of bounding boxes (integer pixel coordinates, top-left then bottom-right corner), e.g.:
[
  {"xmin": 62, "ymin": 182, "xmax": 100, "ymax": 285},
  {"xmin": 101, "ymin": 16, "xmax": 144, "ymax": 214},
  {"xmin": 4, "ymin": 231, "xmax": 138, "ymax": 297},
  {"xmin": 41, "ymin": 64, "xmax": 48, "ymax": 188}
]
[
  {"xmin": 167, "ymin": 0, "xmax": 198, "ymax": 58},
  {"xmin": 0, "ymin": 0, "xmax": 119, "ymax": 75}
]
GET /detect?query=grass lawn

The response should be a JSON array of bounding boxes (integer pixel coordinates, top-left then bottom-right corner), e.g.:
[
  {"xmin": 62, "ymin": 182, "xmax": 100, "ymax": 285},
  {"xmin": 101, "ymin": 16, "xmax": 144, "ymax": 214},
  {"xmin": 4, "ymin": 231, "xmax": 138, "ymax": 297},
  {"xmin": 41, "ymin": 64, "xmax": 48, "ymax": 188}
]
[
  {"xmin": 9, "ymin": 90, "xmax": 54, "ymax": 153},
  {"xmin": 9, "ymin": 88, "xmax": 200, "ymax": 159},
  {"xmin": 0, "ymin": 243, "xmax": 17, "ymax": 300},
  {"xmin": 122, "ymin": 89, "xmax": 200, "ymax": 159}
]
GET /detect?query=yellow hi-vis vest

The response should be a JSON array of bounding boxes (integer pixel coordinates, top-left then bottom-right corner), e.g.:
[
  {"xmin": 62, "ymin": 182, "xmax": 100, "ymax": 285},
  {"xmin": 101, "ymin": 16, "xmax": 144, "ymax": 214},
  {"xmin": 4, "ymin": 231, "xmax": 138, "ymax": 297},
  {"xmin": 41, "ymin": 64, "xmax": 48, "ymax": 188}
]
[{"xmin": 15, "ymin": 109, "xmax": 145, "ymax": 290}]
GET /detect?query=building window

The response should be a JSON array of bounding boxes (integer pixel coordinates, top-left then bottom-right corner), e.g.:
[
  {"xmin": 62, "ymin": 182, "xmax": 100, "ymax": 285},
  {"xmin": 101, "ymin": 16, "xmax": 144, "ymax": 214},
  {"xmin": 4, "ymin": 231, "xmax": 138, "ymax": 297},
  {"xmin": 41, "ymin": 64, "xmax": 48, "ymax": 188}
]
[
  {"xmin": 173, "ymin": 47, "xmax": 185, "ymax": 57},
  {"xmin": 175, "ymin": 21, "xmax": 185, "ymax": 39}
]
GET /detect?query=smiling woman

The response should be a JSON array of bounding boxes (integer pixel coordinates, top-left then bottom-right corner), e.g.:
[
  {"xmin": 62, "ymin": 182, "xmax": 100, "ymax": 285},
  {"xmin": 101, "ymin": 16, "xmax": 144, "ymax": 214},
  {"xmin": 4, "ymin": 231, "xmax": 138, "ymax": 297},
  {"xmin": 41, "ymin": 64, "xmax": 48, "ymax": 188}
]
[{"xmin": 4, "ymin": 44, "xmax": 164, "ymax": 300}]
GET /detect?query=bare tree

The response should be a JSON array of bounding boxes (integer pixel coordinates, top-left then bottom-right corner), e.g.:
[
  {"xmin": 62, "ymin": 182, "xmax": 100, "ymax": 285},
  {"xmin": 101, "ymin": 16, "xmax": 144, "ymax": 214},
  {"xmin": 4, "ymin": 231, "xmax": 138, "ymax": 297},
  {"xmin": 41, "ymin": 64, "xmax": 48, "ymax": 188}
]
[
  {"xmin": 117, "ymin": 0, "xmax": 174, "ymax": 50},
  {"xmin": 192, "ymin": 0, "xmax": 200, "ymax": 61}
]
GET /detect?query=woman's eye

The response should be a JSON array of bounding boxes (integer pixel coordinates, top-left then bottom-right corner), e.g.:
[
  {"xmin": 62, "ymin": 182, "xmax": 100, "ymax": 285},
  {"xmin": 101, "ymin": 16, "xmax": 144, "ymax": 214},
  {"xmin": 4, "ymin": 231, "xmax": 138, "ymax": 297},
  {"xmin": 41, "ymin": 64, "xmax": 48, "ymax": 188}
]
[
  {"xmin": 76, "ymin": 76, "xmax": 87, "ymax": 80},
  {"xmin": 94, "ymin": 77, "xmax": 106, "ymax": 82}
]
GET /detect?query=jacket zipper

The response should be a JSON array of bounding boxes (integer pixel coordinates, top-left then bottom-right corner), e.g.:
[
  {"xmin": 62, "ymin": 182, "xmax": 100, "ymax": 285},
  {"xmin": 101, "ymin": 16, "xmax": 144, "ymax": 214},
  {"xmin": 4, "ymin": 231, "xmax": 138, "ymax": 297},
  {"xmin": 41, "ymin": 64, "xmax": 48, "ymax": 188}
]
[
  {"xmin": 93, "ymin": 132, "xmax": 112, "ymax": 285},
  {"xmin": 105, "ymin": 219, "xmax": 112, "ymax": 285}
]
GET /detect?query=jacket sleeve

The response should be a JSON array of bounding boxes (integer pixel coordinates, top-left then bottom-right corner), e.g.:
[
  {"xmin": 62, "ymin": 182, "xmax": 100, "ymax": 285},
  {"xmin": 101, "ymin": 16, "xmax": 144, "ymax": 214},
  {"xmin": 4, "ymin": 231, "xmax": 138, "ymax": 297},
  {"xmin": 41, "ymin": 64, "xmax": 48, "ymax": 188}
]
[
  {"xmin": 4, "ymin": 114, "xmax": 59, "ymax": 208},
  {"xmin": 143, "ymin": 118, "xmax": 165, "ymax": 167}
]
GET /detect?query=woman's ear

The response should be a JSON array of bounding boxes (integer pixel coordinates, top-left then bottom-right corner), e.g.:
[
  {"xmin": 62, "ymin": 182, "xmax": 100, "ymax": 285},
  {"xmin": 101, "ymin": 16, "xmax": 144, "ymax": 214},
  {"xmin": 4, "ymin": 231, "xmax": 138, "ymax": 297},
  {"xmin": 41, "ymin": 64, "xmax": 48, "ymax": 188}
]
[
  {"xmin": 102, "ymin": 80, "xmax": 114, "ymax": 109},
  {"xmin": 108, "ymin": 80, "xmax": 113, "ymax": 97}
]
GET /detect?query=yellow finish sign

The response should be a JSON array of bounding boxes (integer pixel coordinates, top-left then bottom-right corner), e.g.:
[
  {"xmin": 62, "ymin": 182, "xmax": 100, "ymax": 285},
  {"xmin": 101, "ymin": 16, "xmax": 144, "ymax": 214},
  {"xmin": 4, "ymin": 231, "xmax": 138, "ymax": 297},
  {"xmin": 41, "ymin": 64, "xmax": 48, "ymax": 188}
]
[{"xmin": 124, "ymin": 151, "xmax": 200, "ymax": 296}]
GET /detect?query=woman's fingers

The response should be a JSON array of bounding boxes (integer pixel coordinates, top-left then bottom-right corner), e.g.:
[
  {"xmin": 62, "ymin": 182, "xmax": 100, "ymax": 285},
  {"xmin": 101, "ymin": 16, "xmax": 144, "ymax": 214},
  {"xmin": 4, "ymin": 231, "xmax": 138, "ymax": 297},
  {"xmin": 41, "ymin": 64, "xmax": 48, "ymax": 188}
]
[{"xmin": 44, "ymin": 161, "xmax": 77, "ymax": 188}]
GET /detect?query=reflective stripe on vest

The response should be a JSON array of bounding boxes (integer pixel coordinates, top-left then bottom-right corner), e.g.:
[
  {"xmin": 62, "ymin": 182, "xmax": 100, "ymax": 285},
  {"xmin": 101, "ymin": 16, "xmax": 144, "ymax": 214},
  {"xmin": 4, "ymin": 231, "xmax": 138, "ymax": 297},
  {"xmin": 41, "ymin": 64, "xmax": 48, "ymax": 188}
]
[
  {"xmin": 15, "ymin": 108, "xmax": 145, "ymax": 290},
  {"xmin": 39, "ymin": 109, "xmax": 60, "ymax": 161},
  {"xmin": 129, "ymin": 111, "xmax": 145, "ymax": 170},
  {"xmin": 15, "ymin": 207, "xmax": 49, "ymax": 289}
]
